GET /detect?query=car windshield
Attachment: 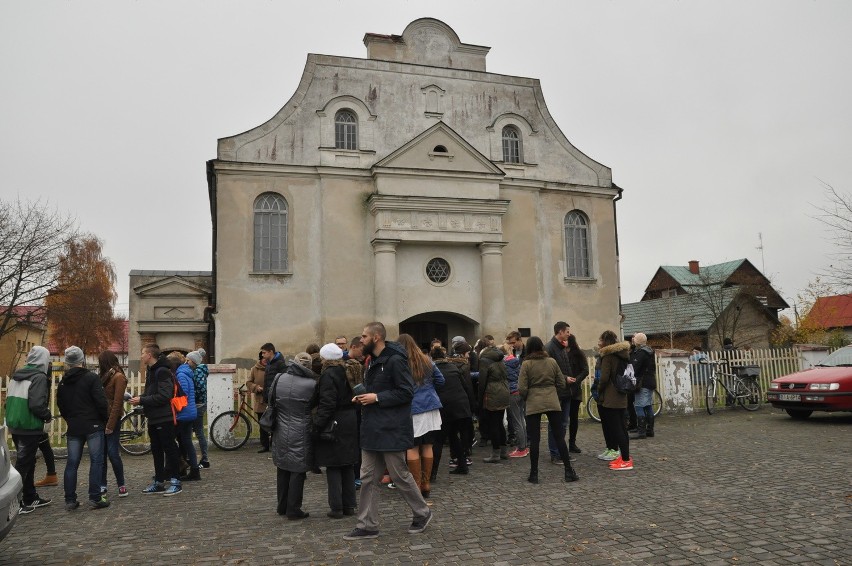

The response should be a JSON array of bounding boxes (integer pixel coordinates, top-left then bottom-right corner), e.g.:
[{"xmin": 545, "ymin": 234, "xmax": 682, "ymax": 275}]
[{"xmin": 816, "ymin": 346, "xmax": 852, "ymax": 367}]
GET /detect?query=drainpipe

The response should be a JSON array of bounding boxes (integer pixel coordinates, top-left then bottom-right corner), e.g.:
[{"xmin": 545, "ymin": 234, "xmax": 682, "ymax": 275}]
[
  {"xmin": 612, "ymin": 183, "xmax": 624, "ymax": 338},
  {"xmin": 206, "ymin": 160, "xmax": 218, "ymax": 363}
]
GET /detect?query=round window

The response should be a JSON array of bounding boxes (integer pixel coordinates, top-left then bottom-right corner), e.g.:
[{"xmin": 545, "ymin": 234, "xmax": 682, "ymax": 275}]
[{"xmin": 426, "ymin": 258, "xmax": 451, "ymax": 284}]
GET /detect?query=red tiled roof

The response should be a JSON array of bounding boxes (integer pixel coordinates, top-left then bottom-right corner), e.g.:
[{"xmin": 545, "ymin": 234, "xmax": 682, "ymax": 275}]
[
  {"xmin": 0, "ymin": 305, "xmax": 47, "ymax": 326},
  {"xmin": 808, "ymin": 294, "xmax": 852, "ymax": 329}
]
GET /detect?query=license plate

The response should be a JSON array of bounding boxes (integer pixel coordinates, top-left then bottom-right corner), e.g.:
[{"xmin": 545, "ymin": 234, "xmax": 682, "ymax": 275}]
[{"xmin": 779, "ymin": 393, "xmax": 800, "ymax": 401}]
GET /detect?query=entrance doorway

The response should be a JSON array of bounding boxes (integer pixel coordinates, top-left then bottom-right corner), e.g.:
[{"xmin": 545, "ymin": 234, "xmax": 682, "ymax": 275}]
[{"xmin": 399, "ymin": 311, "xmax": 478, "ymax": 353}]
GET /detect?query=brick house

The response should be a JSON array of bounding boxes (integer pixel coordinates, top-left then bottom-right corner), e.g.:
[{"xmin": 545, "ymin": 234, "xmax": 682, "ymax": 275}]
[{"xmin": 622, "ymin": 259, "xmax": 788, "ymax": 350}]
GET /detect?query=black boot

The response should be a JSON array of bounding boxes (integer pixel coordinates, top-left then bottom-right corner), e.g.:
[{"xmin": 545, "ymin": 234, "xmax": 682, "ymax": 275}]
[
  {"xmin": 564, "ymin": 464, "xmax": 579, "ymax": 483},
  {"xmin": 646, "ymin": 414, "xmax": 655, "ymax": 438},
  {"xmin": 181, "ymin": 467, "xmax": 201, "ymax": 481},
  {"xmin": 630, "ymin": 417, "xmax": 647, "ymax": 440},
  {"xmin": 528, "ymin": 469, "xmax": 539, "ymax": 484}
]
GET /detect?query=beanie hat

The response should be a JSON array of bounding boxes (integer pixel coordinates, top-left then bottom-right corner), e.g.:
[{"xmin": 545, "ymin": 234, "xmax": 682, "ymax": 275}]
[
  {"xmin": 197, "ymin": 348, "xmax": 206, "ymax": 359},
  {"xmin": 294, "ymin": 352, "xmax": 312, "ymax": 368},
  {"xmin": 186, "ymin": 351, "xmax": 203, "ymax": 365},
  {"xmin": 451, "ymin": 336, "xmax": 466, "ymax": 347},
  {"xmin": 64, "ymin": 346, "xmax": 85, "ymax": 366},
  {"xmin": 320, "ymin": 343, "xmax": 343, "ymax": 360}
]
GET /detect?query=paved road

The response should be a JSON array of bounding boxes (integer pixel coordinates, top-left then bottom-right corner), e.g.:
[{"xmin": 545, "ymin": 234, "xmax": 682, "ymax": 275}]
[{"xmin": 2, "ymin": 408, "xmax": 850, "ymax": 565}]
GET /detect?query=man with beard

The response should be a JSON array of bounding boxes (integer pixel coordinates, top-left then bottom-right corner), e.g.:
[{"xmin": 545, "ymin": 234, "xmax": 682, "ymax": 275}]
[{"xmin": 344, "ymin": 322, "xmax": 432, "ymax": 540}]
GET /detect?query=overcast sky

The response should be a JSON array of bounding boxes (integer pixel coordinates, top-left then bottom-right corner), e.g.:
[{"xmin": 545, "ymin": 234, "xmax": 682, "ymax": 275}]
[{"xmin": 2, "ymin": 1, "xmax": 850, "ymax": 319}]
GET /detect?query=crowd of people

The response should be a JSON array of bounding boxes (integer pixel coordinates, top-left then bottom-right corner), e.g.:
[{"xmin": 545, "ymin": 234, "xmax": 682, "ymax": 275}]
[
  {"xmin": 6, "ymin": 343, "xmax": 209, "ymax": 513},
  {"xmin": 6, "ymin": 319, "xmax": 658, "ymax": 539}
]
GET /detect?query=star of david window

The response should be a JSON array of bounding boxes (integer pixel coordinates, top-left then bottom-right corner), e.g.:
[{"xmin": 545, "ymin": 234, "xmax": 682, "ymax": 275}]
[{"xmin": 426, "ymin": 258, "xmax": 451, "ymax": 284}]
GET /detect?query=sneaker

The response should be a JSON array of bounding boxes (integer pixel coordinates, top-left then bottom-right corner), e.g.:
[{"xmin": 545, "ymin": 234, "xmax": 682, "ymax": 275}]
[
  {"xmin": 408, "ymin": 510, "xmax": 433, "ymax": 534},
  {"xmin": 387, "ymin": 482, "xmax": 397, "ymax": 489},
  {"xmin": 550, "ymin": 456, "xmax": 564, "ymax": 465},
  {"xmin": 354, "ymin": 478, "xmax": 362, "ymax": 490},
  {"xmin": 343, "ymin": 528, "xmax": 379, "ymax": 540},
  {"xmin": 163, "ymin": 478, "xmax": 182, "ymax": 497},
  {"xmin": 118, "ymin": 486, "xmax": 129, "ymax": 498},
  {"xmin": 598, "ymin": 449, "xmax": 620, "ymax": 462},
  {"xmin": 142, "ymin": 481, "xmax": 165, "ymax": 494},
  {"xmin": 199, "ymin": 460, "xmax": 210, "ymax": 469},
  {"xmin": 64, "ymin": 501, "xmax": 80, "ymax": 511},
  {"xmin": 508, "ymin": 448, "xmax": 529, "ymax": 458},
  {"xmin": 569, "ymin": 443, "xmax": 582, "ymax": 454},
  {"xmin": 89, "ymin": 495, "xmax": 110, "ymax": 509},
  {"xmin": 610, "ymin": 457, "xmax": 634, "ymax": 471},
  {"xmin": 29, "ymin": 497, "xmax": 51, "ymax": 508},
  {"xmin": 465, "ymin": 457, "xmax": 473, "ymax": 466},
  {"xmin": 18, "ymin": 504, "xmax": 35, "ymax": 515},
  {"xmin": 448, "ymin": 458, "xmax": 458, "ymax": 469}
]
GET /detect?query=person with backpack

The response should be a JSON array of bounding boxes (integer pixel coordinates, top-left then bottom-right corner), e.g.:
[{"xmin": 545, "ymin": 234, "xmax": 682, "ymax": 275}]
[
  {"xmin": 5, "ymin": 345, "xmax": 54, "ymax": 513},
  {"xmin": 629, "ymin": 333, "xmax": 657, "ymax": 440},
  {"xmin": 172, "ymin": 354, "xmax": 199, "ymax": 482},
  {"xmin": 597, "ymin": 330, "xmax": 633, "ymax": 471}
]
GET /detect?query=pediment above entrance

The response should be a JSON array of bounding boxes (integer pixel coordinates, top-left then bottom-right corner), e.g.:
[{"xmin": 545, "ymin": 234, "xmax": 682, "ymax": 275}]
[
  {"xmin": 133, "ymin": 276, "xmax": 212, "ymax": 298},
  {"xmin": 373, "ymin": 122, "xmax": 505, "ymax": 177},
  {"xmin": 368, "ymin": 194, "xmax": 510, "ymax": 244}
]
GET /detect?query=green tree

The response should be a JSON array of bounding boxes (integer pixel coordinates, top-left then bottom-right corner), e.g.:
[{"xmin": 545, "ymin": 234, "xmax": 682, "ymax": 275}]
[{"xmin": 45, "ymin": 235, "xmax": 120, "ymax": 357}]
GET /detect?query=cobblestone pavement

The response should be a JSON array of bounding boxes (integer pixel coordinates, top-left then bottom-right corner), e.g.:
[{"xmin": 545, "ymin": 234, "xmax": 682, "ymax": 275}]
[{"xmin": 2, "ymin": 408, "xmax": 850, "ymax": 565}]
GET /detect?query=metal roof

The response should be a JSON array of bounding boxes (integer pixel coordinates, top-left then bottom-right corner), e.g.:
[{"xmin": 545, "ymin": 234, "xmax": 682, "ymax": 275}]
[
  {"xmin": 660, "ymin": 259, "xmax": 745, "ymax": 288},
  {"xmin": 623, "ymin": 287, "xmax": 739, "ymax": 336}
]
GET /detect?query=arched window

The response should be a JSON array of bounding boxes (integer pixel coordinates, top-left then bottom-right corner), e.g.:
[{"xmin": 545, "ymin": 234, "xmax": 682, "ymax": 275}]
[
  {"xmin": 501, "ymin": 125, "xmax": 521, "ymax": 163},
  {"xmin": 253, "ymin": 193, "xmax": 288, "ymax": 272},
  {"xmin": 564, "ymin": 211, "xmax": 591, "ymax": 278},
  {"xmin": 334, "ymin": 110, "xmax": 357, "ymax": 150}
]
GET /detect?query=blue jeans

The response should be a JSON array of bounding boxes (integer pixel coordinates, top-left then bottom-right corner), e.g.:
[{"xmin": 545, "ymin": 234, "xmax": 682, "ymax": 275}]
[
  {"xmin": 633, "ymin": 387, "xmax": 654, "ymax": 419},
  {"xmin": 65, "ymin": 430, "xmax": 105, "ymax": 503},
  {"xmin": 547, "ymin": 397, "xmax": 570, "ymax": 457},
  {"xmin": 192, "ymin": 404, "xmax": 209, "ymax": 462},
  {"xmin": 101, "ymin": 431, "xmax": 126, "ymax": 490}
]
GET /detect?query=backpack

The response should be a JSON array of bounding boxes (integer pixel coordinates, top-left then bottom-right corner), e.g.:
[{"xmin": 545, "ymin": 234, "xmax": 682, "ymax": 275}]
[{"xmin": 613, "ymin": 358, "xmax": 637, "ymax": 394}]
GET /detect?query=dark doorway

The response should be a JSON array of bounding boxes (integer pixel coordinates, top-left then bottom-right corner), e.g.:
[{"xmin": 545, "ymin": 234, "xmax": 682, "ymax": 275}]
[{"xmin": 398, "ymin": 311, "xmax": 478, "ymax": 353}]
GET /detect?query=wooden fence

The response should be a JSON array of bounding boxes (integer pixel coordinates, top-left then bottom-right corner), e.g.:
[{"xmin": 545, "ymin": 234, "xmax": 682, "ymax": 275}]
[{"xmin": 0, "ymin": 347, "xmax": 819, "ymax": 446}]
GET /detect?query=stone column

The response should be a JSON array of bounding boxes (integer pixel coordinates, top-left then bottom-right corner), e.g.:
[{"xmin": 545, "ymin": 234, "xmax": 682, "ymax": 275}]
[
  {"xmin": 479, "ymin": 242, "xmax": 507, "ymax": 336},
  {"xmin": 372, "ymin": 239, "xmax": 400, "ymax": 338}
]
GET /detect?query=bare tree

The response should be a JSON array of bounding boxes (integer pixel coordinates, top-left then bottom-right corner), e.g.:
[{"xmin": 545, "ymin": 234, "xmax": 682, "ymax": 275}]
[
  {"xmin": 813, "ymin": 182, "xmax": 852, "ymax": 289},
  {"xmin": 0, "ymin": 197, "xmax": 77, "ymax": 341}
]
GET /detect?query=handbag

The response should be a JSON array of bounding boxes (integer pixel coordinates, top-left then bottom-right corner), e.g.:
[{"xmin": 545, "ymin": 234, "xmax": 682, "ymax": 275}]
[
  {"xmin": 259, "ymin": 374, "xmax": 281, "ymax": 434},
  {"xmin": 170, "ymin": 375, "xmax": 188, "ymax": 424}
]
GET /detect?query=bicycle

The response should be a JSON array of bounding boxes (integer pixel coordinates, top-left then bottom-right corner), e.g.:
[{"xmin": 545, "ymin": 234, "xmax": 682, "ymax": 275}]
[
  {"xmin": 586, "ymin": 389, "xmax": 662, "ymax": 423},
  {"xmin": 704, "ymin": 360, "xmax": 762, "ymax": 414},
  {"xmin": 210, "ymin": 384, "xmax": 259, "ymax": 451},
  {"xmin": 118, "ymin": 393, "xmax": 151, "ymax": 455}
]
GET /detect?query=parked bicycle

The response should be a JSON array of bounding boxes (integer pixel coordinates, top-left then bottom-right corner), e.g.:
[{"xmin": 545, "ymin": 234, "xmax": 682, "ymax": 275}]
[
  {"xmin": 586, "ymin": 389, "xmax": 662, "ymax": 422},
  {"xmin": 210, "ymin": 384, "xmax": 259, "ymax": 451},
  {"xmin": 118, "ymin": 392, "xmax": 150, "ymax": 455},
  {"xmin": 704, "ymin": 359, "xmax": 762, "ymax": 414}
]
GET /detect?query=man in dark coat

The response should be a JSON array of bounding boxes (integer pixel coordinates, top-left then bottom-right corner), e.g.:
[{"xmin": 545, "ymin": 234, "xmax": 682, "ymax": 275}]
[
  {"xmin": 259, "ymin": 342, "xmax": 288, "ymax": 453},
  {"xmin": 545, "ymin": 321, "xmax": 573, "ymax": 463},
  {"xmin": 56, "ymin": 346, "xmax": 109, "ymax": 510},
  {"xmin": 344, "ymin": 322, "xmax": 432, "ymax": 540}
]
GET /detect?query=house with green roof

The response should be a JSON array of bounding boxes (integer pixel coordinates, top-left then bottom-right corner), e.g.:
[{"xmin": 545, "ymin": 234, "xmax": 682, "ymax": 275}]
[{"xmin": 623, "ymin": 259, "xmax": 788, "ymax": 350}]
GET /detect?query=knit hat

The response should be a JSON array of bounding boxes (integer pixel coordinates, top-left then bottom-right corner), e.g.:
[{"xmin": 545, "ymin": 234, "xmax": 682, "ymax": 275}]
[
  {"xmin": 451, "ymin": 336, "xmax": 466, "ymax": 347},
  {"xmin": 64, "ymin": 346, "xmax": 85, "ymax": 366},
  {"xmin": 319, "ymin": 343, "xmax": 343, "ymax": 360},
  {"xmin": 186, "ymin": 351, "xmax": 203, "ymax": 365},
  {"xmin": 294, "ymin": 352, "xmax": 312, "ymax": 368},
  {"xmin": 197, "ymin": 348, "xmax": 206, "ymax": 359}
]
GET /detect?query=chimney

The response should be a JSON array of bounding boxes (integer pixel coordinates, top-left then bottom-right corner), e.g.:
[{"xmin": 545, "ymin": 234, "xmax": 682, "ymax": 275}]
[{"xmin": 688, "ymin": 260, "xmax": 700, "ymax": 274}]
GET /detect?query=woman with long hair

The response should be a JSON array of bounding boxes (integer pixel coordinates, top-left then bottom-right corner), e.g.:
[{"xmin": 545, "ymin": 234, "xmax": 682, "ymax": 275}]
[
  {"xmin": 565, "ymin": 334, "xmax": 590, "ymax": 453},
  {"xmin": 98, "ymin": 350, "xmax": 129, "ymax": 497},
  {"xmin": 397, "ymin": 334, "xmax": 444, "ymax": 497},
  {"xmin": 518, "ymin": 336, "xmax": 578, "ymax": 484},
  {"xmin": 597, "ymin": 330, "xmax": 633, "ymax": 471}
]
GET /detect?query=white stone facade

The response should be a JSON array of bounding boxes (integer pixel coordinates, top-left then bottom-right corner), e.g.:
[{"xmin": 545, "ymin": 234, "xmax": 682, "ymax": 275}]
[{"xmin": 208, "ymin": 18, "xmax": 623, "ymax": 365}]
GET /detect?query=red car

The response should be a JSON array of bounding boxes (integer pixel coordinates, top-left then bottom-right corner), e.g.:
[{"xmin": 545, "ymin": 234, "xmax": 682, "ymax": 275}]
[{"xmin": 768, "ymin": 345, "xmax": 852, "ymax": 419}]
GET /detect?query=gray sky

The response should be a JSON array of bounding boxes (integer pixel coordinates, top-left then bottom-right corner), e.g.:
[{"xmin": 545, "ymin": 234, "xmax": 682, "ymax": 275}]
[{"xmin": 3, "ymin": 1, "xmax": 850, "ymax": 319}]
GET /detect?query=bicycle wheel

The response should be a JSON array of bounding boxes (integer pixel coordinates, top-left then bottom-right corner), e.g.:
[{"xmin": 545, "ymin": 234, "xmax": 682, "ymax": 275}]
[
  {"xmin": 652, "ymin": 389, "xmax": 663, "ymax": 418},
  {"xmin": 119, "ymin": 412, "xmax": 151, "ymax": 455},
  {"xmin": 210, "ymin": 411, "xmax": 251, "ymax": 450},
  {"xmin": 706, "ymin": 379, "xmax": 717, "ymax": 415},
  {"xmin": 586, "ymin": 397, "xmax": 601, "ymax": 422},
  {"xmin": 736, "ymin": 379, "xmax": 762, "ymax": 411}
]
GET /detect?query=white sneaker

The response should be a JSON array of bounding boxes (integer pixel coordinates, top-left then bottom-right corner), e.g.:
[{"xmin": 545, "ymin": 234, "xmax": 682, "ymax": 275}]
[{"xmin": 597, "ymin": 449, "xmax": 620, "ymax": 461}]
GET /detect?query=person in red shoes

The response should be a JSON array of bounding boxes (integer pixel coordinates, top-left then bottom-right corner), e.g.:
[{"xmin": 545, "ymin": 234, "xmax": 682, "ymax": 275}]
[{"xmin": 596, "ymin": 330, "xmax": 633, "ymax": 471}]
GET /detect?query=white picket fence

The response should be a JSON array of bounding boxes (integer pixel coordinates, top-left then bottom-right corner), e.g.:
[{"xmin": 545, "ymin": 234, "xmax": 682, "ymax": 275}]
[{"xmin": 0, "ymin": 348, "xmax": 818, "ymax": 445}]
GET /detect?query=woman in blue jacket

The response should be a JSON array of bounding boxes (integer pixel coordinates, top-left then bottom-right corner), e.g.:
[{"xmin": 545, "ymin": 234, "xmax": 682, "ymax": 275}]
[
  {"xmin": 169, "ymin": 353, "xmax": 199, "ymax": 482},
  {"xmin": 398, "ymin": 334, "xmax": 444, "ymax": 498}
]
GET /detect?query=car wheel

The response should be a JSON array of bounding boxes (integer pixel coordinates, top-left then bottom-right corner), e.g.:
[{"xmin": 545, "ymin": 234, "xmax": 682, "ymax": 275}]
[{"xmin": 785, "ymin": 409, "xmax": 813, "ymax": 420}]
